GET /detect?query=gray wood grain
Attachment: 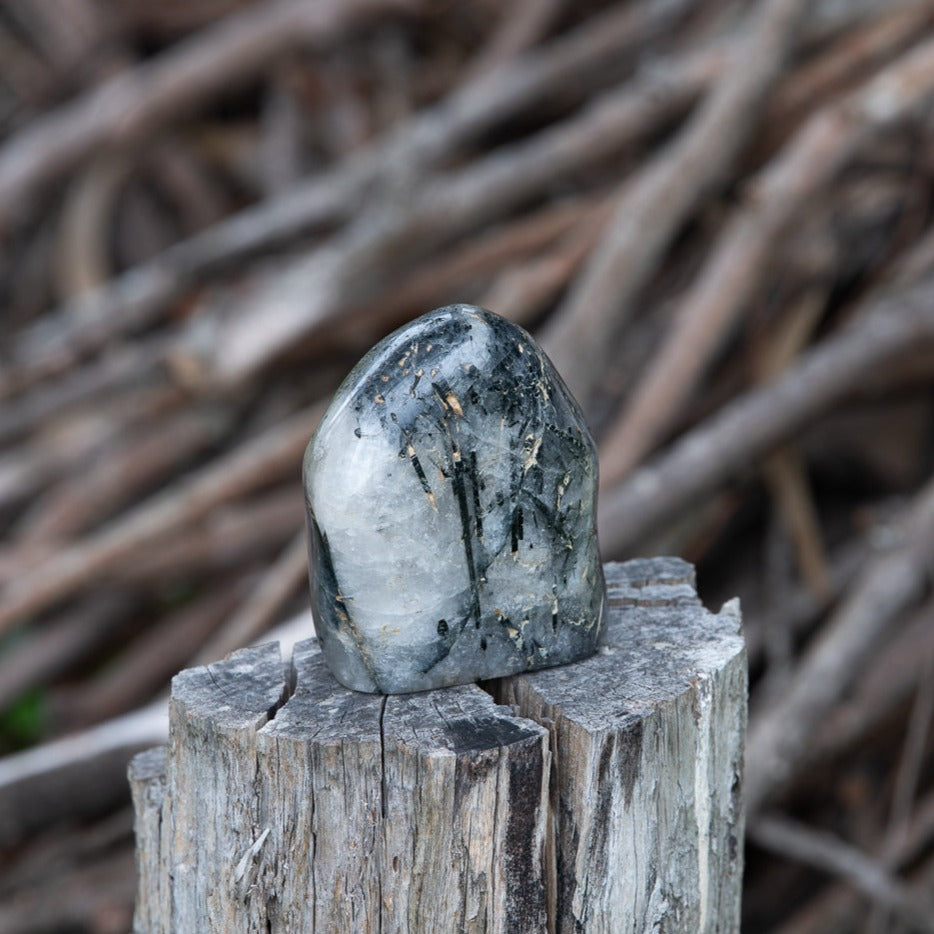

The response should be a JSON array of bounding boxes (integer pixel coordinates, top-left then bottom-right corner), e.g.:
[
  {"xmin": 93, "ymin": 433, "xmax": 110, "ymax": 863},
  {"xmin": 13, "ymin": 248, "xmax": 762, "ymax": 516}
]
[
  {"xmin": 501, "ymin": 559, "xmax": 746, "ymax": 932},
  {"xmin": 130, "ymin": 558, "xmax": 745, "ymax": 933},
  {"xmin": 128, "ymin": 746, "xmax": 167, "ymax": 934}
]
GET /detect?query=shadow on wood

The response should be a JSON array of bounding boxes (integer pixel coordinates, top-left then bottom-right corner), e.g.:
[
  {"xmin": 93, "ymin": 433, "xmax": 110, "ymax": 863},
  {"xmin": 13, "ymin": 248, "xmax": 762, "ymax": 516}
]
[{"xmin": 130, "ymin": 558, "xmax": 746, "ymax": 932}]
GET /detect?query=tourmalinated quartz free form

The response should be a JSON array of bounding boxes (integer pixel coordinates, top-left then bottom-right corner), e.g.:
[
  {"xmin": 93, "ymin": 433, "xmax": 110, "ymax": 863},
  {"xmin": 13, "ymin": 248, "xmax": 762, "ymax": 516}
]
[{"xmin": 303, "ymin": 304, "xmax": 606, "ymax": 693}]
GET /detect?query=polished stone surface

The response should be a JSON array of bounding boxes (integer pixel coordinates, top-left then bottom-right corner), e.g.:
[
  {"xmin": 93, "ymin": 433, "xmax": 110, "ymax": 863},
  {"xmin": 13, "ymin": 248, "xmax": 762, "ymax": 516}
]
[{"xmin": 303, "ymin": 304, "xmax": 605, "ymax": 693}]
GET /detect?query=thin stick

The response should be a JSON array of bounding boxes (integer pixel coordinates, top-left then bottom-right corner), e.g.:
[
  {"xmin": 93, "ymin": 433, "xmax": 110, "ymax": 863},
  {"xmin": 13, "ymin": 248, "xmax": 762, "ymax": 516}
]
[
  {"xmin": 744, "ymin": 474, "xmax": 934, "ymax": 815},
  {"xmin": 0, "ymin": 698, "xmax": 166, "ymax": 849},
  {"xmin": 53, "ymin": 153, "xmax": 130, "ymax": 300},
  {"xmin": 59, "ymin": 582, "xmax": 246, "ymax": 726},
  {"xmin": 0, "ymin": 593, "xmax": 135, "ymax": 712},
  {"xmin": 749, "ymin": 814, "xmax": 934, "ymax": 932},
  {"xmin": 597, "ymin": 275, "xmax": 934, "ymax": 557},
  {"xmin": 0, "ymin": 399, "xmax": 139, "ymax": 510},
  {"xmin": 0, "ymin": 337, "xmax": 172, "ymax": 446},
  {"xmin": 194, "ymin": 51, "xmax": 722, "ymax": 385},
  {"xmin": 539, "ymin": 0, "xmax": 809, "ymax": 412},
  {"xmin": 812, "ymin": 600, "xmax": 934, "ymax": 764},
  {"xmin": 459, "ymin": 0, "xmax": 563, "ymax": 84},
  {"xmin": 755, "ymin": 289, "xmax": 832, "ymax": 601},
  {"xmin": 868, "ymin": 645, "xmax": 934, "ymax": 930},
  {"xmin": 888, "ymin": 648, "xmax": 934, "ymax": 834},
  {"xmin": 0, "ymin": 403, "xmax": 323, "ymax": 634},
  {"xmin": 777, "ymin": 796, "xmax": 934, "ymax": 933},
  {"xmin": 480, "ymin": 211, "xmax": 612, "ymax": 326},
  {"xmin": 323, "ymin": 193, "xmax": 613, "ymax": 349},
  {"xmin": 195, "ymin": 531, "xmax": 307, "ymax": 664},
  {"xmin": 15, "ymin": 409, "xmax": 231, "ymax": 542},
  {"xmin": 121, "ymin": 489, "xmax": 302, "ymax": 585},
  {"xmin": 0, "ymin": 0, "xmax": 411, "ymax": 229},
  {"xmin": 744, "ymin": 537, "xmax": 865, "ymax": 669},
  {"xmin": 599, "ymin": 34, "xmax": 934, "ymax": 484},
  {"xmin": 766, "ymin": 0, "xmax": 934, "ymax": 134},
  {"xmin": 3, "ymin": 1, "xmax": 697, "ymax": 395}
]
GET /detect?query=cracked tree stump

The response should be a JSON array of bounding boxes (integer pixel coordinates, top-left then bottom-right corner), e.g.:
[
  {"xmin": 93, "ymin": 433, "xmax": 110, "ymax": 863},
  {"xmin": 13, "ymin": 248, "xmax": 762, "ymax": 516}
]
[{"xmin": 130, "ymin": 558, "xmax": 746, "ymax": 933}]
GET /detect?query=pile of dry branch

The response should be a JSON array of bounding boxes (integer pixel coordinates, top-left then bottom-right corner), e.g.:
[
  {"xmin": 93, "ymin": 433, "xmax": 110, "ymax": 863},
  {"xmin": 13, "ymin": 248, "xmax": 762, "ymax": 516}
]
[{"xmin": 1, "ymin": 0, "xmax": 934, "ymax": 930}]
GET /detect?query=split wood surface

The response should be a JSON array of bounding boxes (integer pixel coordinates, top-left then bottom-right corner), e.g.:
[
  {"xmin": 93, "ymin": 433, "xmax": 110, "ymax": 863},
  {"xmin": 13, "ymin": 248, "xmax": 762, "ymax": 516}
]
[
  {"xmin": 3, "ymin": 1, "xmax": 934, "ymax": 930},
  {"xmin": 131, "ymin": 559, "xmax": 746, "ymax": 933}
]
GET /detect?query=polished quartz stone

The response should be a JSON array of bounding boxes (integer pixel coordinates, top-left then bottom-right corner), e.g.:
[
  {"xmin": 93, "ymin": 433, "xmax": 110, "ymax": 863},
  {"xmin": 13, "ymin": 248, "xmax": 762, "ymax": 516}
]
[{"xmin": 303, "ymin": 304, "xmax": 606, "ymax": 693}]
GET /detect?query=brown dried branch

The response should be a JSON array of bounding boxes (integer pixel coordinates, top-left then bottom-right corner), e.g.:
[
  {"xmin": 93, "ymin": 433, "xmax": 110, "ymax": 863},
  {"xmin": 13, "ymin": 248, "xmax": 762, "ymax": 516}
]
[
  {"xmin": 0, "ymin": 806, "xmax": 133, "ymax": 905},
  {"xmin": 748, "ymin": 814, "xmax": 934, "ymax": 932},
  {"xmin": 188, "ymin": 49, "xmax": 721, "ymax": 385},
  {"xmin": 195, "ymin": 531, "xmax": 307, "ymax": 664},
  {"xmin": 539, "ymin": 0, "xmax": 809, "ymax": 412},
  {"xmin": 810, "ymin": 599, "xmax": 934, "ymax": 771},
  {"xmin": 0, "ymin": 701, "xmax": 167, "ymax": 849},
  {"xmin": 598, "ymin": 33, "xmax": 934, "ymax": 485},
  {"xmin": 597, "ymin": 274, "xmax": 934, "ymax": 557},
  {"xmin": 2, "ymin": 0, "xmax": 695, "ymax": 396},
  {"xmin": 765, "ymin": 787, "xmax": 934, "ymax": 932},
  {"xmin": 867, "ymin": 645, "xmax": 934, "ymax": 930},
  {"xmin": 0, "ymin": 410, "xmax": 120, "ymax": 512},
  {"xmin": 0, "ymin": 337, "xmax": 174, "ymax": 447},
  {"xmin": 52, "ymin": 154, "xmax": 130, "ymax": 300},
  {"xmin": 0, "ymin": 844, "xmax": 135, "ymax": 934},
  {"xmin": 0, "ymin": 0, "xmax": 412, "ymax": 229},
  {"xmin": 0, "ymin": 403, "xmax": 323, "ymax": 634},
  {"xmin": 120, "ymin": 488, "xmax": 302, "ymax": 584},
  {"xmin": 0, "ymin": 593, "xmax": 135, "ymax": 713},
  {"xmin": 14, "ymin": 408, "xmax": 231, "ymax": 543},
  {"xmin": 886, "ymin": 646, "xmax": 934, "ymax": 843},
  {"xmin": 319, "ymin": 192, "xmax": 614, "ymax": 351},
  {"xmin": 754, "ymin": 289, "xmax": 831, "ymax": 604},
  {"xmin": 744, "ymin": 537, "xmax": 866, "ymax": 707},
  {"xmin": 765, "ymin": 0, "xmax": 934, "ymax": 139},
  {"xmin": 480, "ymin": 211, "xmax": 612, "ymax": 326},
  {"xmin": 53, "ymin": 581, "xmax": 246, "ymax": 728},
  {"xmin": 744, "ymin": 474, "xmax": 934, "ymax": 815},
  {"xmin": 459, "ymin": 0, "xmax": 563, "ymax": 84},
  {"xmin": 761, "ymin": 451, "xmax": 831, "ymax": 601}
]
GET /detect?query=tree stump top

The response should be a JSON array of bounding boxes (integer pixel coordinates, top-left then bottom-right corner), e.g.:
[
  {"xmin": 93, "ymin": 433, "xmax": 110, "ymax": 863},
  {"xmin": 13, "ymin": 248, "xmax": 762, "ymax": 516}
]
[
  {"xmin": 131, "ymin": 557, "xmax": 746, "ymax": 933},
  {"xmin": 521, "ymin": 556, "xmax": 741, "ymax": 726}
]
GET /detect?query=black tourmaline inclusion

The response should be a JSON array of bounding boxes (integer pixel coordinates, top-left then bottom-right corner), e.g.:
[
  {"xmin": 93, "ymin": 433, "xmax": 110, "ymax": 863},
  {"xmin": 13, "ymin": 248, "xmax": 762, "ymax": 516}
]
[{"xmin": 303, "ymin": 304, "xmax": 606, "ymax": 693}]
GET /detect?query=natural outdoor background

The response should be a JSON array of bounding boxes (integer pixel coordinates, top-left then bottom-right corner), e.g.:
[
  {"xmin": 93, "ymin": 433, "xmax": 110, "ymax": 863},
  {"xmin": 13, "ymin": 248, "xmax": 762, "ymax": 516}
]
[{"xmin": 1, "ymin": 0, "xmax": 933, "ymax": 930}]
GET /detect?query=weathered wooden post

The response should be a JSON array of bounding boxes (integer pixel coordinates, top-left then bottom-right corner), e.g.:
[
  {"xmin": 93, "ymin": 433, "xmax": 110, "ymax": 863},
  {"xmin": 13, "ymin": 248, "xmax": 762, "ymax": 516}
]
[{"xmin": 130, "ymin": 557, "xmax": 746, "ymax": 932}]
